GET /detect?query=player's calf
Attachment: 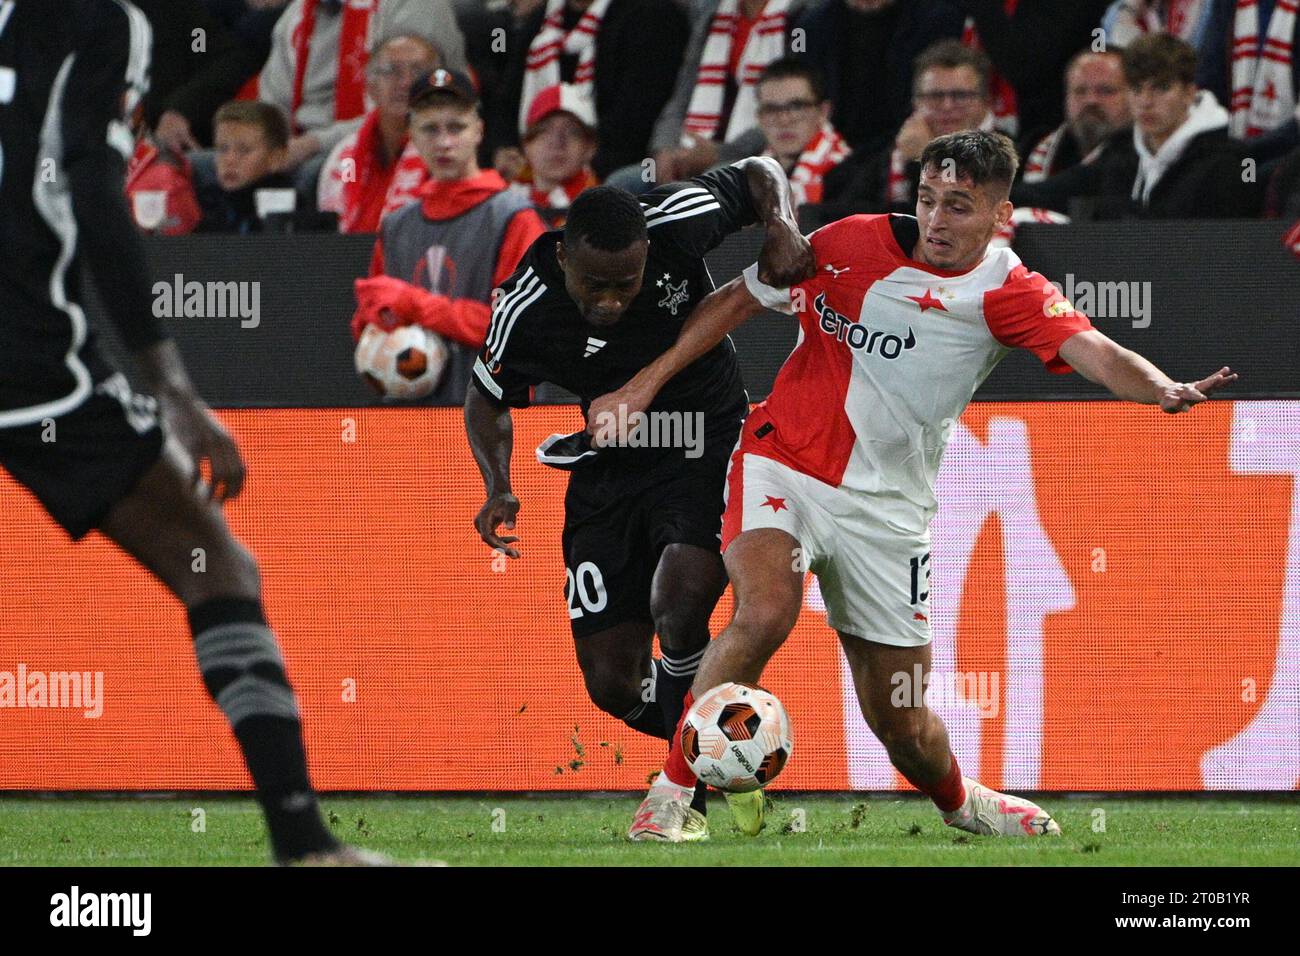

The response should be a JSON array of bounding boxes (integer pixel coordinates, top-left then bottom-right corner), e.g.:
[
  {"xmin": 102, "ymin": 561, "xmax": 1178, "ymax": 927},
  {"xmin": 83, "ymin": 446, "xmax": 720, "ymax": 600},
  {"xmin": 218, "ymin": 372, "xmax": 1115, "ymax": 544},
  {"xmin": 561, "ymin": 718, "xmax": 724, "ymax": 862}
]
[{"xmin": 188, "ymin": 596, "xmax": 340, "ymax": 862}]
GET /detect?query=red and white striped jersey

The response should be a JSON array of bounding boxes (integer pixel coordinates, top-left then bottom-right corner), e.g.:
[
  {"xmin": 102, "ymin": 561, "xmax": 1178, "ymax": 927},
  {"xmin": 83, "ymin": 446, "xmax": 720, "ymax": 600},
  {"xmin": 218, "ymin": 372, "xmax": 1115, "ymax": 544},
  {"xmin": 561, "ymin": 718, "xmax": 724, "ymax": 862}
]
[{"xmin": 741, "ymin": 213, "xmax": 1092, "ymax": 519}]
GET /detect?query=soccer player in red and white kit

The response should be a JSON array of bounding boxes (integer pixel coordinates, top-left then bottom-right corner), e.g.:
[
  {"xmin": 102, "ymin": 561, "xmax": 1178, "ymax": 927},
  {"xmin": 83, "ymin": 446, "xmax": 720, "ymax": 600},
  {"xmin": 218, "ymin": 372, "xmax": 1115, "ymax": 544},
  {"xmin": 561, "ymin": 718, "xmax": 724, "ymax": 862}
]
[{"xmin": 590, "ymin": 130, "xmax": 1238, "ymax": 841}]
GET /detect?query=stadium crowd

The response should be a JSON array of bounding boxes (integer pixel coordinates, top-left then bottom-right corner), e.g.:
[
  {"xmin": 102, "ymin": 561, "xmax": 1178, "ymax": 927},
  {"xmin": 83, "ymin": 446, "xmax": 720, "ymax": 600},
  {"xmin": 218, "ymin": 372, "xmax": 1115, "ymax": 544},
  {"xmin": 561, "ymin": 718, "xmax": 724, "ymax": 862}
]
[{"xmin": 121, "ymin": 0, "xmax": 1300, "ymax": 379}]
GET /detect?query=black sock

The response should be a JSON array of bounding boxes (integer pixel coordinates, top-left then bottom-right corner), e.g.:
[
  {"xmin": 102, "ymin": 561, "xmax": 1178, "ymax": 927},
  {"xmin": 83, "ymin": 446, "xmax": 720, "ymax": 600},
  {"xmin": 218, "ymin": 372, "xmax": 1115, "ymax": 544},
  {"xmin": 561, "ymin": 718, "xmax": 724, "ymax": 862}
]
[
  {"xmin": 657, "ymin": 647, "xmax": 705, "ymax": 739},
  {"xmin": 658, "ymin": 648, "xmax": 707, "ymax": 813},
  {"xmin": 620, "ymin": 659, "xmax": 670, "ymax": 740},
  {"xmin": 188, "ymin": 597, "xmax": 338, "ymax": 862}
]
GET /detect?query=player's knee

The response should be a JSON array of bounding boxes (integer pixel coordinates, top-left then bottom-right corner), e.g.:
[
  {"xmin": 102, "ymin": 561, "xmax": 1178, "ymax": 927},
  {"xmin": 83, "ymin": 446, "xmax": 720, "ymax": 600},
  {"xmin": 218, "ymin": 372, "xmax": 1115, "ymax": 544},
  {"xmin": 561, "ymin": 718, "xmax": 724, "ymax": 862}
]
[
  {"xmin": 731, "ymin": 592, "xmax": 800, "ymax": 649},
  {"xmin": 580, "ymin": 665, "xmax": 642, "ymax": 718},
  {"xmin": 650, "ymin": 587, "xmax": 713, "ymax": 651}
]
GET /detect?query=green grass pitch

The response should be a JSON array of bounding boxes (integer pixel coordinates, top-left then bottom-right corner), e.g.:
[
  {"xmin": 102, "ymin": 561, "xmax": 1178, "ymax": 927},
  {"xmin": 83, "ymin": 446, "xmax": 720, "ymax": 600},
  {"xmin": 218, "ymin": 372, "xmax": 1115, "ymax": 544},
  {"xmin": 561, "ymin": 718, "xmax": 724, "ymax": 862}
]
[{"xmin": 1, "ymin": 794, "xmax": 1296, "ymax": 866}]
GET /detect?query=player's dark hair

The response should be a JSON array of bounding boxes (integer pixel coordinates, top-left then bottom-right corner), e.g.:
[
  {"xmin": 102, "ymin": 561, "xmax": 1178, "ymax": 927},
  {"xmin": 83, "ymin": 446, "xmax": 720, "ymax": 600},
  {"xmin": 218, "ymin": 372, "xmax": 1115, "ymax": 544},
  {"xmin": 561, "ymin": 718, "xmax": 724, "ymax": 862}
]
[
  {"xmin": 912, "ymin": 38, "xmax": 991, "ymax": 96},
  {"xmin": 563, "ymin": 186, "xmax": 647, "ymax": 252},
  {"xmin": 213, "ymin": 100, "xmax": 290, "ymax": 150},
  {"xmin": 1121, "ymin": 33, "xmax": 1198, "ymax": 88},
  {"xmin": 919, "ymin": 130, "xmax": 1020, "ymax": 198},
  {"xmin": 757, "ymin": 57, "xmax": 826, "ymax": 103}
]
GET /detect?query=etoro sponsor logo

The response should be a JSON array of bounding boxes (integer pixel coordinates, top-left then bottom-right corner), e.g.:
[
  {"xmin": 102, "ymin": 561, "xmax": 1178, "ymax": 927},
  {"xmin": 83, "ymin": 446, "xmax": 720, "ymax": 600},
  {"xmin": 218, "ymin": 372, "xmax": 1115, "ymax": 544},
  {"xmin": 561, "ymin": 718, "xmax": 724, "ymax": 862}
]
[{"xmin": 815, "ymin": 292, "xmax": 916, "ymax": 359}]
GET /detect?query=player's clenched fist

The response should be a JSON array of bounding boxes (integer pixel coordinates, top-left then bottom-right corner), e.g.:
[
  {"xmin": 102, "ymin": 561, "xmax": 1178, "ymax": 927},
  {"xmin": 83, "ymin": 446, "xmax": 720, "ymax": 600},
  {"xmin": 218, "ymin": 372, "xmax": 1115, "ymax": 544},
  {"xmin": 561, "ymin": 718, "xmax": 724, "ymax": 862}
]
[
  {"xmin": 1160, "ymin": 367, "xmax": 1238, "ymax": 413},
  {"xmin": 475, "ymin": 492, "xmax": 522, "ymax": 558},
  {"xmin": 757, "ymin": 219, "xmax": 816, "ymax": 290}
]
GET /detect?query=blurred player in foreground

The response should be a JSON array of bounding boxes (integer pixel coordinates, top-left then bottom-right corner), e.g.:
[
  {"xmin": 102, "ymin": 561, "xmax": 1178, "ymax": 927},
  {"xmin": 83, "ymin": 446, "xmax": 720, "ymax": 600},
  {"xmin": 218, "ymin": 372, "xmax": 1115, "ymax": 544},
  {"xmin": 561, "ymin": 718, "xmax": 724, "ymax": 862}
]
[
  {"xmin": 591, "ymin": 130, "xmax": 1237, "ymax": 841},
  {"xmin": 466, "ymin": 160, "xmax": 813, "ymax": 839},
  {"xmin": 0, "ymin": 0, "xmax": 379, "ymax": 865}
]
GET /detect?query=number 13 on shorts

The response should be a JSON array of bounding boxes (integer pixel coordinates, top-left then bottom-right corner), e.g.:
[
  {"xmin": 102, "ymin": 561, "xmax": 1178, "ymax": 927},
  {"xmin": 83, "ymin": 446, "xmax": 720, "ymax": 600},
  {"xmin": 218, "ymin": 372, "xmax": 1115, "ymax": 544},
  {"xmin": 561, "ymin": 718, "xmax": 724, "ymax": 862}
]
[{"xmin": 909, "ymin": 552, "xmax": 931, "ymax": 607}]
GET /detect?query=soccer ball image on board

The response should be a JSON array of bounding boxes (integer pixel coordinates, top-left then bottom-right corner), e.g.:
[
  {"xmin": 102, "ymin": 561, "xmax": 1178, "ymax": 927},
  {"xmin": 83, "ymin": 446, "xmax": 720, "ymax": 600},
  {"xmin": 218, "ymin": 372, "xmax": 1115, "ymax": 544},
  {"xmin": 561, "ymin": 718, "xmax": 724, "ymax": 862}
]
[
  {"xmin": 355, "ymin": 323, "xmax": 449, "ymax": 401},
  {"xmin": 682, "ymin": 682, "xmax": 793, "ymax": 793}
]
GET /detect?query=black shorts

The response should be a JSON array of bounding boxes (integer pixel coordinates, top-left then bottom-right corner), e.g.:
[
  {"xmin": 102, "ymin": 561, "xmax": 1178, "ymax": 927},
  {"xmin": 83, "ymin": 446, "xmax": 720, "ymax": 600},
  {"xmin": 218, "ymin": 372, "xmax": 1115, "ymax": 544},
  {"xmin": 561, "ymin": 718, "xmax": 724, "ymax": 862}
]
[
  {"xmin": 560, "ymin": 428, "xmax": 739, "ymax": 640},
  {"xmin": 0, "ymin": 340, "xmax": 164, "ymax": 540}
]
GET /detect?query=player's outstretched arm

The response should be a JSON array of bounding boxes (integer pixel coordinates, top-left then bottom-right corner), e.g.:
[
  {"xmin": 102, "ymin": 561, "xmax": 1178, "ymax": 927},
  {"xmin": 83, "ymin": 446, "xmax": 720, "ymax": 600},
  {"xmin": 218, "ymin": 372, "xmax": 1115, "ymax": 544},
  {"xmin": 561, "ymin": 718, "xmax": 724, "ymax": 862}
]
[
  {"xmin": 465, "ymin": 385, "xmax": 522, "ymax": 558},
  {"xmin": 587, "ymin": 275, "xmax": 767, "ymax": 430},
  {"xmin": 1058, "ymin": 330, "xmax": 1238, "ymax": 413}
]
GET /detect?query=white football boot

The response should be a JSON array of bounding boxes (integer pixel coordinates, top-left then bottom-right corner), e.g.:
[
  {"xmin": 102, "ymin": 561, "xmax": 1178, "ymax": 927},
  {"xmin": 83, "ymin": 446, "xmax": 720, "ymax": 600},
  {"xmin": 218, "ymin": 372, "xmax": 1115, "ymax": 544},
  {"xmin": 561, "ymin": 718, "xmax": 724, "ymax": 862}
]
[
  {"xmin": 628, "ymin": 782, "xmax": 709, "ymax": 842},
  {"xmin": 942, "ymin": 777, "xmax": 1061, "ymax": 836}
]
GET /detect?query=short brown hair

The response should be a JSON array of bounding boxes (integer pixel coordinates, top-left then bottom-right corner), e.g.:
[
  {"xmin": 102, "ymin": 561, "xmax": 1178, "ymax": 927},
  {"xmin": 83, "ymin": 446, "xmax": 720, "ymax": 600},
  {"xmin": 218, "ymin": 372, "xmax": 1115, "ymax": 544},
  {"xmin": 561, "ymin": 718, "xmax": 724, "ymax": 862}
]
[
  {"xmin": 912, "ymin": 39, "xmax": 991, "ymax": 96},
  {"xmin": 919, "ymin": 129, "xmax": 1020, "ymax": 197},
  {"xmin": 213, "ymin": 101, "xmax": 289, "ymax": 150},
  {"xmin": 1121, "ymin": 33, "xmax": 1197, "ymax": 88}
]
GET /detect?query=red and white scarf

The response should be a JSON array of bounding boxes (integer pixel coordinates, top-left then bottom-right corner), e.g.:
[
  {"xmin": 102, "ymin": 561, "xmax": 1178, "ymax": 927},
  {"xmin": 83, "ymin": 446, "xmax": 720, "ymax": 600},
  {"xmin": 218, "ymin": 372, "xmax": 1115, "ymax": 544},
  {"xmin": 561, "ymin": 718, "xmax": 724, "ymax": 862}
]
[
  {"xmin": 962, "ymin": 1, "xmax": 1020, "ymax": 139},
  {"xmin": 888, "ymin": 112, "xmax": 995, "ymax": 205},
  {"xmin": 1109, "ymin": 1, "xmax": 1205, "ymax": 45},
  {"xmin": 289, "ymin": 0, "xmax": 377, "ymax": 132},
  {"xmin": 510, "ymin": 166, "xmax": 599, "ymax": 211},
  {"xmin": 683, "ymin": 0, "xmax": 791, "ymax": 143},
  {"xmin": 1022, "ymin": 125, "xmax": 1066, "ymax": 183},
  {"xmin": 520, "ymin": 0, "xmax": 613, "ymax": 135},
  {"xmin": 778, "ymin": 122, "xmax": 850, "ymax": 206},
  {"xmin": 1230, "ymin": 0, "xmax": 1298, "ymax": 138},
  {"xmin": 319, "ymin": 109, "xmax": 428, "ymax": 232}
]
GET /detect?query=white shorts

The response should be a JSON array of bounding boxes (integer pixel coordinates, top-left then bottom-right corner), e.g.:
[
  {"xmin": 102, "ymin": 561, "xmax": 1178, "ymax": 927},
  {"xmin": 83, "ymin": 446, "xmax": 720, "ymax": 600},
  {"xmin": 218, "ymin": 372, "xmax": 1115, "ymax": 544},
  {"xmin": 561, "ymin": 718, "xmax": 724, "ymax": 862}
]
[{"xmin": 722, "ymin": 451, "xmax": 932, "ymax": 647}]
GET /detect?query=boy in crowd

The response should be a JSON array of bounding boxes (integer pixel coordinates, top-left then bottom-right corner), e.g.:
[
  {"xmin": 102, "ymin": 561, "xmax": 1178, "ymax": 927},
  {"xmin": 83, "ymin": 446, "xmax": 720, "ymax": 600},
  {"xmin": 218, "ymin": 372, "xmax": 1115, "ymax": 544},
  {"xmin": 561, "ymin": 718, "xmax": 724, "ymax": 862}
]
[
  {"xmin": 196, "ymin": 101, "xmax": 295, "ymax": 233},
  {"xmin": 352, "ymin": 70, "xmax": 546, "ymax": 403},
  {"xmin": 507, "ymin": 85, "xmax": 601, "ymax": 227}
]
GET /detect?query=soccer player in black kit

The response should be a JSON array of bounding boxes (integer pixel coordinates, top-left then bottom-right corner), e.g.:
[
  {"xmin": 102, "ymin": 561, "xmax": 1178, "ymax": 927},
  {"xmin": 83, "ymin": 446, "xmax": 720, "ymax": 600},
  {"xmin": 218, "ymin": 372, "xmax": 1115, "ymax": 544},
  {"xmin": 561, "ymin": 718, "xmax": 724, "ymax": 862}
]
[
  {"xmin": 0, "ymin": 0, "xmax": 378, "ymax": 864},
  {"xmin": 466, "ymin": 160, "xmax": 814, "ymax": 839}
]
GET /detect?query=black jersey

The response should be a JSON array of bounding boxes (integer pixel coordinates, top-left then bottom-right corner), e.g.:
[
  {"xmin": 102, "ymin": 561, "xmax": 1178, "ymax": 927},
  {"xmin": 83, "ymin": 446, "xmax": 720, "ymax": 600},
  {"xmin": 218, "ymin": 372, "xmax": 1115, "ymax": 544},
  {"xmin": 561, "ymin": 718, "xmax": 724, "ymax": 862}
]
[
  {"xmin": 0, "ymin": 0, "xmax": 158, "ymax": 423},
  {"xmin": 471, "ymin": 164, "xmax": 757, "ymax": 437}
]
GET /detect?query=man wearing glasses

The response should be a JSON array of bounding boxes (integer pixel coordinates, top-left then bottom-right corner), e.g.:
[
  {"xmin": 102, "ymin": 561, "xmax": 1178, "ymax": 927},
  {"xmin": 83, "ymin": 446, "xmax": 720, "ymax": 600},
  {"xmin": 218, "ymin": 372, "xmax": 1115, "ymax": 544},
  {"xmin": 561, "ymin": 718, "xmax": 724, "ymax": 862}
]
[
  {"xmin": 823, "ymin": 39, "xmax": 995, "ymax": 214},
  {"xmin": 754, "ymin": 58, "xmax": 852, "ymax": 208},
  {"xmin": 318, "ymin": 34, "xmax": 442, "ymax": 233}
]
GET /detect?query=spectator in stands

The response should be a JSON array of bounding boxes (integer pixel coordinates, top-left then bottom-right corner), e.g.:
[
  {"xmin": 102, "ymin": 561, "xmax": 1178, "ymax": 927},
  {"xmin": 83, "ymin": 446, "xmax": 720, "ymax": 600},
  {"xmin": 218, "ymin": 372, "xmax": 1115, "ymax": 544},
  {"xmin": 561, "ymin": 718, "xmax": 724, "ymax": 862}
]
[
  {"xmin": 1013, "ymin": 33, "xmax": 1261, "ymax": 218},
  {"xmin": 754, "ymin": 58, "xmax": 851, "ymax": 206},
  {"xmin": 1101, "ymin": 0, "xmax": 1214, "ymax": 49},
  {"xmin": 134, "ymin": 0, "xmax": 266, "ymax": 153},
  {"xmin": 1020, "ymin": 50, "xmax": 1131, "ymax": 183},
  {"xmin": 639, "ymin": 0, "xmax": 808, "ymax": 188},
  {"xmin": 352, "ymin": 71, "xmax": 547, "ymax": 404},
  {"xmin": 259, "ymin": 0, "xmax": 467, "ymax": 177},
  {"xmin": 316, "ymin": 34, "xmax": 441, "ymax": 233},
  {"xmin": 954, "ymin": 0, "xmax": 1112, "ymax": 140},
  {"xmin": 792, "ymin": 0, "xmax": 966, "ymax": 154},
  {"xmin": 196, "ymin": 101, "xmax": 296, "ymax": 233},
  {"xmin": 1195, "ymin": 0, "xmax": 1300, "ymax": 172},
  {"xmin": 505, "ymin": 85, "xmax": 601, "ymax": 228},
  {"xmin": 490, "ymin": 0, "xmax": 689, "ymax": 185},
  {"xmin": 1197, "ymin": 0, "xmax": 1298, "ymax": 140},
  {"xmin": 822, "ymin": 39, "xmax": 994, "ymax": 213}
]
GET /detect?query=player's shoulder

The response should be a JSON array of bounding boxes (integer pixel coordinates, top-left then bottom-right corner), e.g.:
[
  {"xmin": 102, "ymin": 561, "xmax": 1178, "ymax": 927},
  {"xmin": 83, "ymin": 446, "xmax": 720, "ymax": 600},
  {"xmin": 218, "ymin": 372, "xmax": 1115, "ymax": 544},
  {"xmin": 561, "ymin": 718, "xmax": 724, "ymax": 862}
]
[
  {"xmin": 488, "ymin": 231, "xmax": 564, "ymax": 349},
  {"xmin": 982, "ymin": 252, "xmax": 1079, "ymax": 318},
  {"xmin": 805, "ymin": 213, "xmax": 901, "ymax": 278},
  {"xmin": 639, "ymin": 179, "xmax": 724, "ymax": 233},
  {"xmin": 501, "ymin": 228, "xmax": 563, "ymax": 294}
]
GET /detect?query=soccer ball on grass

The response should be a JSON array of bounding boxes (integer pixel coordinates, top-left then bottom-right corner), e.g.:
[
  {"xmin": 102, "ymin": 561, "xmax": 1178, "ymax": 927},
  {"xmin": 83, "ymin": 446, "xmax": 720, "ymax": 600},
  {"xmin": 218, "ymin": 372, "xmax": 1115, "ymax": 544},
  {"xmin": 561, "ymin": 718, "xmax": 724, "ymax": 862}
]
[{"xmin": 681, "ymin": 682, "xmax": 792, "ymax": 793}]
